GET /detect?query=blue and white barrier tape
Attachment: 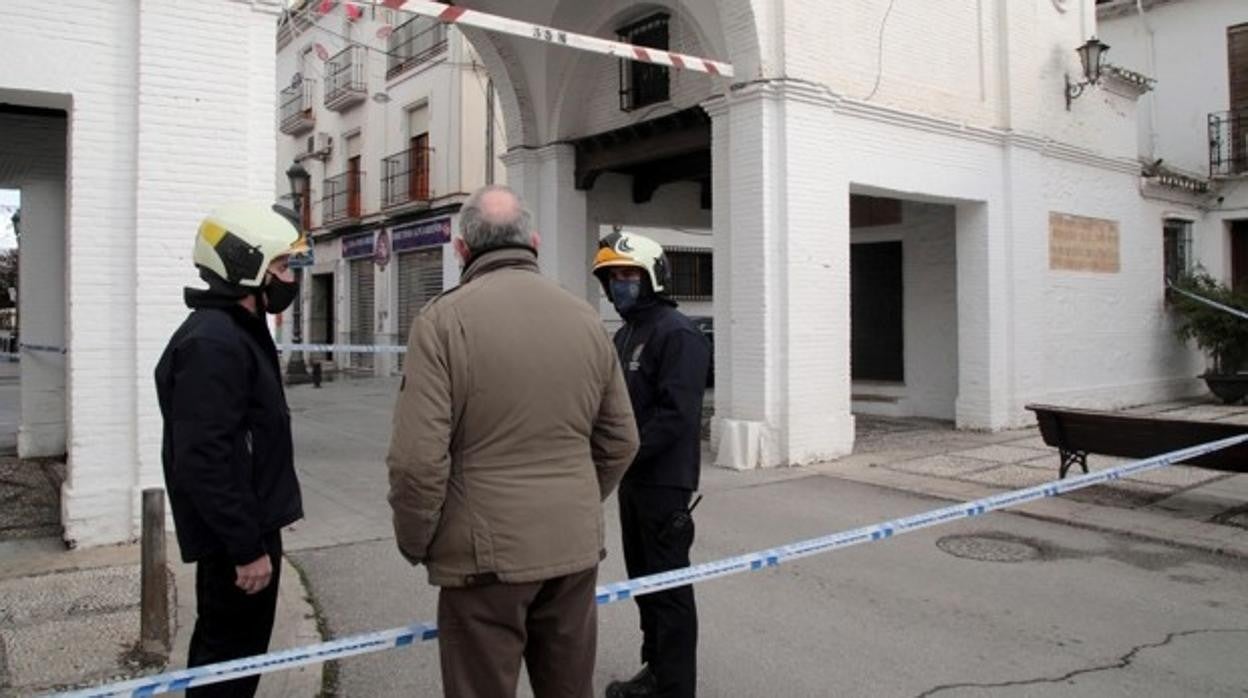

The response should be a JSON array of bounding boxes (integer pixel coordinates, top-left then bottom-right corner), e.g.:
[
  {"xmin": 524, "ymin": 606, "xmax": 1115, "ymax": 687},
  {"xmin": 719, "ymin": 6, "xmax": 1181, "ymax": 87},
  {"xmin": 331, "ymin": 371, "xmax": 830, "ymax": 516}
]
[
  {"xmin": 276, "ymin": 343, "xmax": 407, "ymax": 354},
  {"xmin": 1167, "ymin": 283, "xmax": 1248, "ymax": 322},
  {"xmin": 50, "ymin": 433, "xmax": 1248, "ymax": 698},
  {"xmin": 20, "ymin": 343, "xmax": 67, "ymax": 355}
]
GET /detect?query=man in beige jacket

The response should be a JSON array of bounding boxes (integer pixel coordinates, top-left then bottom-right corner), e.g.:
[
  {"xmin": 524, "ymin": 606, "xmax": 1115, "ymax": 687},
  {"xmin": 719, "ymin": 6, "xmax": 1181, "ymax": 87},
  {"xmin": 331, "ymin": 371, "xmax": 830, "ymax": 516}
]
[{"xmin": 388, "ymin": 185, "xmax": 639, "ymax": 698}]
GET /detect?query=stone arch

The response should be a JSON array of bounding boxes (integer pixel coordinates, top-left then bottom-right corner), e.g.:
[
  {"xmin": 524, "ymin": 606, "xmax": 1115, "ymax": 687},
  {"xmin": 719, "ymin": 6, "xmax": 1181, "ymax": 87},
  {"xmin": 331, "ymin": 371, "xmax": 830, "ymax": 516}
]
[
  {"xmin": 547, "ymin": 0, "xmax": 727, "ymax": 141},
  {"xmin": 456, "ymin": 25, "xmax": 539, "ymax": 149}
]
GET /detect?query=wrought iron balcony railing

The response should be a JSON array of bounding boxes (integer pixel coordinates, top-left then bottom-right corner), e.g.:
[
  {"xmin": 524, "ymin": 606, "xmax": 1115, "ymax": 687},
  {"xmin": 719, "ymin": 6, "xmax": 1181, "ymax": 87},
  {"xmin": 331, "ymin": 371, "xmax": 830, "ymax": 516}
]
[
  {"xmin": 322, "ymin": 170, "xmax": 363, "ymax": 225},
  {"xmin": 386, "ymin": 18, "xmax": 447, "ymax": 78},
  {"xmin": 325, "ymin": 46, "xmax": 367, "ymax": 112},
  {"xmin": 1209, "ymin": 108, "xmax": 1248, "ymax": 177},
  {"xmin": 382, "ymin": 146, "xmax": 432, "ymax": 209},
  {"xmin": 279, "ymin": 78, "xmax": 316, "ymax": 135}
]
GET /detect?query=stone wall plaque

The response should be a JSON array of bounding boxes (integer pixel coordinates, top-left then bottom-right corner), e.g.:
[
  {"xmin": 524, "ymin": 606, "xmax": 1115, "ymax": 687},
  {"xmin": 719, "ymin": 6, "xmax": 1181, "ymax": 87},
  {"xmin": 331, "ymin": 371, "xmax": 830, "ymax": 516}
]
[{"xmin": 1049, "ymin": 212, "xmax": 1120, "ymax": 273}]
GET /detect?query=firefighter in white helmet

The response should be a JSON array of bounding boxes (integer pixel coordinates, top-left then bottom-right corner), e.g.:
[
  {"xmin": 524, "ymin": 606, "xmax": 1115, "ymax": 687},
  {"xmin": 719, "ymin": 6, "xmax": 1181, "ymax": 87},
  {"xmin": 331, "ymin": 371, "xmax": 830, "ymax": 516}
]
[
  {"xmin": 594, "ymin": 230, "xmax": 710, "ymax": 698},
  {"xmin": 155, "ymin": 202, "xmax": 307, "ymax": 698}
]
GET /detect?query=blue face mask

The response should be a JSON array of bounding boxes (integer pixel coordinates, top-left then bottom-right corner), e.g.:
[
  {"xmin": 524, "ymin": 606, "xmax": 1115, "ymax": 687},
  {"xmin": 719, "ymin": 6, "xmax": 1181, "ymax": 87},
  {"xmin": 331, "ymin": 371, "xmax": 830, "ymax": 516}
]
[{"xmin": 610, "ymin": 278, "xmax": 643, "ymax": 314}]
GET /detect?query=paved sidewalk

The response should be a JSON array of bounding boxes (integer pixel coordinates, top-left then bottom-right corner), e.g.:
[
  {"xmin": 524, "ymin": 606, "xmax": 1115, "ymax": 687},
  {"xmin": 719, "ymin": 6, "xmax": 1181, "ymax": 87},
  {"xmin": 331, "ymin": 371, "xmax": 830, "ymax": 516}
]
[
  {"xmin": 4, "ymin": 375, "xmax": 1246, "ymax": 695},
  {"xmin": 0, "ymin": 533, "xmax": 320, "ymax": 697},
  {"xmin": 820, "ymin": 403, "xmax": 1248, "ymax": 558}
]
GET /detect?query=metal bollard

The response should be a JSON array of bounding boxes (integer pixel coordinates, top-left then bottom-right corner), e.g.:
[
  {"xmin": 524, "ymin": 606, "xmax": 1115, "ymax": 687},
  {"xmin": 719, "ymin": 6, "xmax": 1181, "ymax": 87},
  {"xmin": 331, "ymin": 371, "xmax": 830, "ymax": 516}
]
[
  {"xmin": 140, "ymin": 488, "xmax": 170, "ymax": 656},
  {"xmin": 312, "ymin": 360, "xmax": 322, "ymax": 388}
]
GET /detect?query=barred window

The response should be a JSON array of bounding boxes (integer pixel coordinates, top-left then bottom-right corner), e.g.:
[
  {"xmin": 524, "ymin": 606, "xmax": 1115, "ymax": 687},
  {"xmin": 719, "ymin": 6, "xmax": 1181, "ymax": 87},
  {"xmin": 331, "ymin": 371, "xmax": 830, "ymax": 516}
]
[
  {"xmin": 667, "ymin": 248, "xmax": 712, "ymax": 301},
  {"xmin": 618, "ymin": 13, "xmax": 670, "ymax": 111},
  {"xmin": 1164, "ymin": 219, "xmax": 1193, "ymax": 285}
]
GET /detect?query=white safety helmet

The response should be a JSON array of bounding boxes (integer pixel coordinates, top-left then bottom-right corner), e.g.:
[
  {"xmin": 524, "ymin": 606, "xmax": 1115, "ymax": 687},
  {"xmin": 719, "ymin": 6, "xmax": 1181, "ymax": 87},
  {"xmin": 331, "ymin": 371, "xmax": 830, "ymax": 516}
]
[
  {"xmin": 591, "ymin": 230, "xmax": 672, "ymax": 299},
  {"xmin": 192, "ymin": 203, "xmax": 308, "ymax": 288}
]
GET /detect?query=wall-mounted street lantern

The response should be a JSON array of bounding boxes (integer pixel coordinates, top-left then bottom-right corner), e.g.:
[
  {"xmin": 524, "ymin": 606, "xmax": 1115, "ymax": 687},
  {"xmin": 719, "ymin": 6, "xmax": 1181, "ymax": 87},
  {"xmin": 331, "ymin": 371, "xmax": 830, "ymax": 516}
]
[
  {"xmin": 1065, "ymin": 36, "xmax": 1110, "ymax": 110},
  {"xmin": 284, "ymin": 160, "xmax": 312, "ymax": 383},
  {"xmin": 286, "ymin": 161, "xmax": 310, "ymax": 214}
]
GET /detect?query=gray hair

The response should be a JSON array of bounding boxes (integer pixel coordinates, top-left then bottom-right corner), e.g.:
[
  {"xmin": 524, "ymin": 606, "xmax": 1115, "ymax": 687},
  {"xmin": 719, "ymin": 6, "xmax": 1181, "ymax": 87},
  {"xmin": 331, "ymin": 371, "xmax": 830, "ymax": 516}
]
[{"xmin": 458, "ymin": 185, "xmax": 533, "ymax": 252}]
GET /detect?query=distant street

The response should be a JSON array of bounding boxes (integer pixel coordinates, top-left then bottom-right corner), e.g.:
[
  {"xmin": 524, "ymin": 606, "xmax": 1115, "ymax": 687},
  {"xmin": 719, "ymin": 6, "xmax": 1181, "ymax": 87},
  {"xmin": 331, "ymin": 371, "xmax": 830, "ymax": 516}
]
[{"xmin": 282, "ymin": 377, "xmax": 1248, "ymax": 698}]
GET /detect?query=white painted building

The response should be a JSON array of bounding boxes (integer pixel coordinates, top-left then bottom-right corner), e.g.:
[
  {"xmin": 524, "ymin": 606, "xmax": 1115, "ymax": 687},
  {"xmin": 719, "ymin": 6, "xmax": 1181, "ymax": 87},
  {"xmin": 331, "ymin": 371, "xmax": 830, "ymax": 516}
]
[
  {"xmin": 1099, "ymin": 0, "xmax": 1248, "ymax": 289},
  {"xmin": 0, "ymin": 0, "xmax": 287, "ymax": 547},
  {"xmin": 6, "ymin": 0, "xmax": 1243, "ymax": 546},
  {"xmin": 275, "ymin": 2, "xmax": 504, "ymax": 377},
  {"xmin": 446, "ymin": 0, "xmax": 1202, "ymax": 470}
]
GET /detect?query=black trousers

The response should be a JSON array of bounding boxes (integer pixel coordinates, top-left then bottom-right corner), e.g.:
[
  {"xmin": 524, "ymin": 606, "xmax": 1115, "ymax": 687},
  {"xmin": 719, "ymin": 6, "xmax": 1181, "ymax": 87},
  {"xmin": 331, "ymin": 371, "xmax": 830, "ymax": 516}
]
[
  {"xmin": 618, "ymin": 483, "xmax": 697, "ymax": 697},
  {"xmin": 187, "ymin": 531, "xmax": 283, "ymax": 697}
]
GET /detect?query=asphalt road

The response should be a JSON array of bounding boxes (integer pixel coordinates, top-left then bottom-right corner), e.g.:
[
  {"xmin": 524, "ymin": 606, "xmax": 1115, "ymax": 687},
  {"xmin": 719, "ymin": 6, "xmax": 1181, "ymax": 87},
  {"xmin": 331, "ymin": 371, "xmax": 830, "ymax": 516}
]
[{"xmin": 284, "ymin": 377, "xmax": 1248, "ymax": 697}]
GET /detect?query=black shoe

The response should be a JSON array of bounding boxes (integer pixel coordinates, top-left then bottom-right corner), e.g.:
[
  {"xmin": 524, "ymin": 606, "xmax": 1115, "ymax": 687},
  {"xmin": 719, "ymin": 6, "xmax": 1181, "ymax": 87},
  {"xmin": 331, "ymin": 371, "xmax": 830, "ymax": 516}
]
[{"xmin": 606, "ymin": 666, "xmax": 657, "ymax": 698}]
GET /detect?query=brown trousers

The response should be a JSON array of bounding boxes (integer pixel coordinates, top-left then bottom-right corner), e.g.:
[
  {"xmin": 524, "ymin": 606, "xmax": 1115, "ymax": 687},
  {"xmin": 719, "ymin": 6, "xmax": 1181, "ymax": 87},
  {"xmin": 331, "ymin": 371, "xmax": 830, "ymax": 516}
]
[{"xmin": 437, "ymin": 567, "xmax": 598, "ymax": 698}]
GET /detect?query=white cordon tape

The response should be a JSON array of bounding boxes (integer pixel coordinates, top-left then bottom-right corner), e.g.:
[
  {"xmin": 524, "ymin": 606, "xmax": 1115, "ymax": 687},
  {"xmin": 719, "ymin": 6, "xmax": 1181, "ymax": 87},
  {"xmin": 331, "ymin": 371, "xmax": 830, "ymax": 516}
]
[
  {"xmin": 276, "ymin": 343, "xmax": 407, "ymax": 354},
  {"xmin": 372, "ymin": 0, "xmax": 735, "ymax": 77},
  {"xmin": 1166, "ymin": 283, "xmax": 1248, "ymax": 321},
  {"xmin": 50, "ymin": 434, "xmax": 1248, "ymax": 697},
  {"xmin": 21, "ymin": 343, "xmax": 67, "ymax": 355}
]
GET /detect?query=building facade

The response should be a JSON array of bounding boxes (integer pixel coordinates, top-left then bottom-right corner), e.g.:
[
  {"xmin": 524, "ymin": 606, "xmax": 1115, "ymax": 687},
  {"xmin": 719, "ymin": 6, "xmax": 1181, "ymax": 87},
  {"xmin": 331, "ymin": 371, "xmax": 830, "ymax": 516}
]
[
  {"xmin": 1099, "ymin": 0, "xmax": 1248, "ymax": 291},
  {"xmin": 276, "ymin": 2, "xmax": 504, "ymax": 377},
  {"xmin": 0, "ymin": 0, "xmax": 288, "ymax": 546},
  {"xmin": 7, "ymin": 0, "xmax": 1245, "ymax": 547},
  {"xmin": 447, "ymin": 0, "xmax": 1204, "ymax": 470}
]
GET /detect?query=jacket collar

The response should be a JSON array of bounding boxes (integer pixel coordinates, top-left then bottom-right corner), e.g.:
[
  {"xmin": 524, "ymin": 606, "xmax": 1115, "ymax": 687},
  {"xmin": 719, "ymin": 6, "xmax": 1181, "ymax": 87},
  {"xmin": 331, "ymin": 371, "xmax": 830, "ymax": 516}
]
[
  {"xmin": 460, "ymin": 246, "xmax": 539, "ymax": 284},
  {"xmin": 620, "ymin": 297, "xmax": 677, "ymax": 325}
]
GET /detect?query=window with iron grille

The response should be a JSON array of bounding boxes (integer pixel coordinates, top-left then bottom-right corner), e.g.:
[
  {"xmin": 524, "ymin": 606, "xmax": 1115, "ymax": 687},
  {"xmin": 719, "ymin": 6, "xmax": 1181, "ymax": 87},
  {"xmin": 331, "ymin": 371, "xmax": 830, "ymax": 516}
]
[
  {"xmin": 618, "ymin": 13, "xmax": 670, "ymax": 112},
  {"xmin": 387, "ymin": 16, "xmax": 448, "ymax": 78},
  {"xmin": 1164, "ymin": 219, "xmax": 1193, "ymax": 285},
  {"xmin": 667, "ymin": 247, "xmax": 712, "ymax": 300}
]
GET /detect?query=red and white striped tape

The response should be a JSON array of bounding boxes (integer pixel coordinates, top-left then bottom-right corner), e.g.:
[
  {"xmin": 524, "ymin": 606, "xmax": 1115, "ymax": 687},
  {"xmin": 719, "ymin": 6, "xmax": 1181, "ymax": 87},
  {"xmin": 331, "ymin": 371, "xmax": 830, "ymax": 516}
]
[{"xmin": 364, "ymin": 0, "xmax": 735, "ymax": 78}]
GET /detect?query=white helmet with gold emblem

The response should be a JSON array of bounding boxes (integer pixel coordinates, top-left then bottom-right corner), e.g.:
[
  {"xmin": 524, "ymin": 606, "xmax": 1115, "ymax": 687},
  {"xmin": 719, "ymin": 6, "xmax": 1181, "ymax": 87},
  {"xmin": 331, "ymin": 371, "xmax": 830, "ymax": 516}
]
[
  {"xmin": 591, "ymin": 230, "xmax": 672, "ymax": 298},
  {"xmin": 193, "ymin": 203, "xmax": 308, "ymax": 288}
]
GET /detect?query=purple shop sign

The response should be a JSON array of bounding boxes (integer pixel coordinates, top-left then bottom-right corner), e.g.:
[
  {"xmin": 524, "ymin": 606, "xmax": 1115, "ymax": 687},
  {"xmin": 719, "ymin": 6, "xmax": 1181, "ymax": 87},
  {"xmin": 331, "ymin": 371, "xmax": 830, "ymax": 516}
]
[
  {"xmin": 341, "ymin": 231, "xmax": 376, "ymax": 260},
  {"xmin": 392, "ymin": 216, "xmax": 452, "ymax": 253}
]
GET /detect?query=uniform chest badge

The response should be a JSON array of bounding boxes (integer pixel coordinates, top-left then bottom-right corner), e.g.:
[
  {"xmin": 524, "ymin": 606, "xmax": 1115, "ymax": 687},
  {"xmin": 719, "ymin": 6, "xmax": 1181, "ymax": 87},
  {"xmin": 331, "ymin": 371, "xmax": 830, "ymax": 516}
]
[{"xmin": 629, "ymin": 343, "xmax": 646, "ymax": 372}]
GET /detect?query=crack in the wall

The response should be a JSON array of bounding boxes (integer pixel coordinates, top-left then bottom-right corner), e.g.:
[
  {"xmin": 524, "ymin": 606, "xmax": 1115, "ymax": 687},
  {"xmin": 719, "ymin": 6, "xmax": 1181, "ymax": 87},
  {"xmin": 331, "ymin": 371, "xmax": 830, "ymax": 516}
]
[{"xmin": 915, "ymin": 628, "xmax": 1248, "ymax": 697}]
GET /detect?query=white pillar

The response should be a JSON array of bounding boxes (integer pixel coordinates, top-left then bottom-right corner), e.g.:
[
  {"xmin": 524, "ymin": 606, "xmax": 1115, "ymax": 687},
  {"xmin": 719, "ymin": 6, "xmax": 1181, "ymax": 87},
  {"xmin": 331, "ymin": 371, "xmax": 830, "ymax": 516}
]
[
  {"xmin": 17, "ymin": 179, "xmax": 67, "ymax": 459},
  {"xmin": 955, "ymin": 198, "xmax": 1012, "ymax": 429},
  {"xmin": 704, "ymin": 81, "xmax": 855, "ymax": 469},
  {"xmin": 63, "ymin": 0, "xmax": 284, "ymax": 547},
  {"xmin": 501, "ymin": 145, "xmax": 590, "ymax": 300}
]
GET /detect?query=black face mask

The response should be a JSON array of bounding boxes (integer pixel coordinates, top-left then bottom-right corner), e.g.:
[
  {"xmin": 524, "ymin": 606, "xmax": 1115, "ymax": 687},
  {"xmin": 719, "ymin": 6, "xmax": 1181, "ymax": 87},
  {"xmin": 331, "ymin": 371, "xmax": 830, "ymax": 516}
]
[{"xmin": 263, "ymin": 275, "xmax": 299, "ymax": 314}]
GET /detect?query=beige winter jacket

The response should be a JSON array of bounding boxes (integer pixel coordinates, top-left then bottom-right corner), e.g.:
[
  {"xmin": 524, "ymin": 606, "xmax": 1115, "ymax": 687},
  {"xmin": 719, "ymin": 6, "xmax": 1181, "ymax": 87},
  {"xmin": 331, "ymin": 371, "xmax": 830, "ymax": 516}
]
[{"xmin": 387, "ymin": 247, "xmax": 639, "ymax": 587}]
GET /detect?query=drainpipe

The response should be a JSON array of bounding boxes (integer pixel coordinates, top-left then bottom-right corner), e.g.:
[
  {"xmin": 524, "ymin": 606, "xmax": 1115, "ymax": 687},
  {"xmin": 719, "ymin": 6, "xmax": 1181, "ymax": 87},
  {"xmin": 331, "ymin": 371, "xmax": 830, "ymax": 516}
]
[
  {"xmin": 485, "ymin": 77, "xmax": 495, "ymax": 185},
  {"xmin": 1137, "ymin": 0, "xmax": 1161, "ymax": 159}
]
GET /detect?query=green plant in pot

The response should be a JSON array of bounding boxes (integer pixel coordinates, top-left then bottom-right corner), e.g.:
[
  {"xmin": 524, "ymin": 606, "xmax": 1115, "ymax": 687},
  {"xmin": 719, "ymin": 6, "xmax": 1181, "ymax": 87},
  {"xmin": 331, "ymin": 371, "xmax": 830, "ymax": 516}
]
[{"xmin": 1170, "ymin": 270, "xmax": 1248, "ymax": 404}]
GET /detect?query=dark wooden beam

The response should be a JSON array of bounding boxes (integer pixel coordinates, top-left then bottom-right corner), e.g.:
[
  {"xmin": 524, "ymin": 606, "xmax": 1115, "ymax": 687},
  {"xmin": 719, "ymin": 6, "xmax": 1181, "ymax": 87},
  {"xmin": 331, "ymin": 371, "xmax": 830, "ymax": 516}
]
[{"xmin": 572, "ymin": 106, "xmax": 710, "ymax": 192}]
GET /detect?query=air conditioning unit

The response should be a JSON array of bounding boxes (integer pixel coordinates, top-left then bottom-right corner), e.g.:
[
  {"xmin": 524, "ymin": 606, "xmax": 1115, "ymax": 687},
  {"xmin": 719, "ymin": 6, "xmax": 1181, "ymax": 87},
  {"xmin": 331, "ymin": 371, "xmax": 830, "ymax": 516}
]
[{"xmin": 301, "ymin": 132, "xmax": 332, "ymax": 162}]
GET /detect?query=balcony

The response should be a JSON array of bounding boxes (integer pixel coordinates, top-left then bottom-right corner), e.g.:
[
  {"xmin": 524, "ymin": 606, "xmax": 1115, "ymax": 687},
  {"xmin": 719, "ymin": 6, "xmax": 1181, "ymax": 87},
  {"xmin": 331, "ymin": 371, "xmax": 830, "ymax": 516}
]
[
  {"xmin": 382, "ymin": 146, "xmax": 432, "ymax": 209},
  {"xmin": 325, "ymin": 46, "xmax": 368, "ymax": 112},
  {"xmin": 1209, "ymin": 108, "xmax": 1248, "ymax": 177},
  {"xmin": 279, "ymin": 78, "xmax": 316, "ymax": 136},
  {"xmin": 386, "ymin": 18, "xmax": 447, "ymax": 79},
  {"xmin": 322, "ymin": 170, "xmax": 363, "ymax": 226}
]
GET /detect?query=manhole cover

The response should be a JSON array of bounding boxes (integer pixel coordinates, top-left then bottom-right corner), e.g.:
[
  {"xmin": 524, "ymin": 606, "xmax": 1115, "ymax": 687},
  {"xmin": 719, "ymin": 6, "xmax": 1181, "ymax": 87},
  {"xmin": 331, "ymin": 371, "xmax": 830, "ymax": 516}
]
[{"xmin": 936, "ymin": 534, "xmax": 1042, "ymax": 563}]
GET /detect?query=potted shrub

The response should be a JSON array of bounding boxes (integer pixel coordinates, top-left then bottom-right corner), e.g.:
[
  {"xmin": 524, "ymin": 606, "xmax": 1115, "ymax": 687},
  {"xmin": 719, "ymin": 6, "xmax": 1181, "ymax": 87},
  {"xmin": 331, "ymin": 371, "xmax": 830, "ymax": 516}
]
[{"xmin": 1170, "ymin": 270, "xmax": 1248, "ymax": 404}]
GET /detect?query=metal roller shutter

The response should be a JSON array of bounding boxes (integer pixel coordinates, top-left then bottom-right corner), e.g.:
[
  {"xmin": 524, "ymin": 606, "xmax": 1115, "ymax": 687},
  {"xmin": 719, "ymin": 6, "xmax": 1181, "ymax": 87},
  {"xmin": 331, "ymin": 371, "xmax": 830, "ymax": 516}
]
[
  {"xmin": 349, "ymin": 258, "xmax": 375, "ymax": 370},
  {"xmin": 397, "ymin": 247, "xmax": 443, "ymax": 368}
]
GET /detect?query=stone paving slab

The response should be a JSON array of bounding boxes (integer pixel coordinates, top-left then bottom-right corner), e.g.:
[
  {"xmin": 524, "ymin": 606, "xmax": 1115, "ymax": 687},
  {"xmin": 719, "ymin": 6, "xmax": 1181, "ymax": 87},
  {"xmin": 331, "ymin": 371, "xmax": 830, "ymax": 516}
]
[
  {"xmin": 950, "ymin": 444, "xmax": 1050, "ymax": 464},
  {"xmin": 0, "ymin": 565, "xmax": 139, "ymax": 627},
  {"xmin": 883, "ymin": 454, "xmax": 1000, "ymax": 478},
  {"xmin": 0, "ymin": 457, "xmax": 61, "ymax": 540},
  {"xmin": 956, "ymin": 464, "xmax": 1058, "ymax": 489},
  {"xmin": 2, "ymin": 610, "xmax": 141, "ymax": 692}
]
